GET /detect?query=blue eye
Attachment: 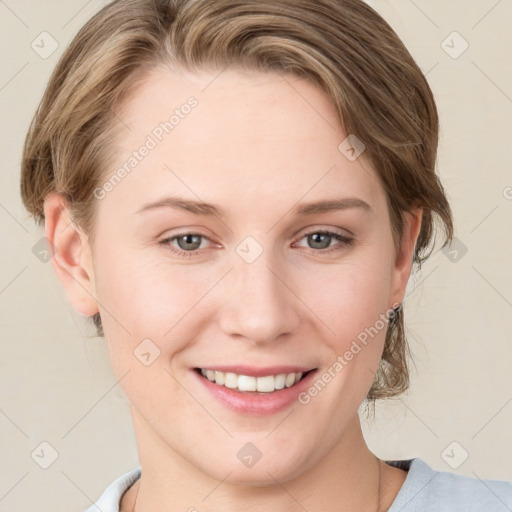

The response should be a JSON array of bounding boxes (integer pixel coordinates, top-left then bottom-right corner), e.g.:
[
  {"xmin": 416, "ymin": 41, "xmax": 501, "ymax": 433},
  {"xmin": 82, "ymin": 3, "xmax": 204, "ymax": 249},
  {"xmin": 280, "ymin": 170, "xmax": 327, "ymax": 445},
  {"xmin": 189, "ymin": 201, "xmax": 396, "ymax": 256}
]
[
  {"xmin": 296, "ymin": 230, "xmax": 355, "ymax": 254},
  {"xmin": 159, "ymin": 233, "xmax": 209, "ymax": 257},
  {"xmin": 159, "ymin": 229, "xmax": 354, "ymax": 258}
]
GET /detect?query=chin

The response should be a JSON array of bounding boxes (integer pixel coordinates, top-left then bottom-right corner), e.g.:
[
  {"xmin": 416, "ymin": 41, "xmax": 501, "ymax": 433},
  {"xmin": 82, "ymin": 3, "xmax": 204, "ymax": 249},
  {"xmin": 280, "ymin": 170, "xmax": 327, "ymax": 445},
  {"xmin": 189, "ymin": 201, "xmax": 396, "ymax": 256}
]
[
  {"xmin": 213, "ymin": 463, "xmax": 302, "ymax": 487},
  {"xmin": 193, "ymin": 444, "xmax": 314, "ymax": 487}
]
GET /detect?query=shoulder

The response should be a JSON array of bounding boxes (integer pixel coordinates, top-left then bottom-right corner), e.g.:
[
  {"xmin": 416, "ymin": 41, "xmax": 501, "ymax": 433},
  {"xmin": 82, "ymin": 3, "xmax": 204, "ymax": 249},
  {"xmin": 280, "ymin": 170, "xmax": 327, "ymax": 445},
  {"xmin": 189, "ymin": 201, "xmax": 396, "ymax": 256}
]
[
  {"xmin": 387, "ymin": 457, "xmax": 512, "ymax": 512},
  {"xmin": 84, "ymin": 467, "xmax": 141, "ymax": 512}
]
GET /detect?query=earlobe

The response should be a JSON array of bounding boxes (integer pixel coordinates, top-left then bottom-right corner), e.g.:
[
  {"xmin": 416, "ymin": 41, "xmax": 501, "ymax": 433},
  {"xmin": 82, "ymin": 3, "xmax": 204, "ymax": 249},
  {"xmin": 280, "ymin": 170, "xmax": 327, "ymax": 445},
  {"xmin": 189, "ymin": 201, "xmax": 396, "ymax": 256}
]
[
  {"xmin": 43, "ymin": 192, "xmax": 99, "ymax": 317},
  {"xmin": 389, "ymin": 208, "xmax": 423, "ymax": 309}
]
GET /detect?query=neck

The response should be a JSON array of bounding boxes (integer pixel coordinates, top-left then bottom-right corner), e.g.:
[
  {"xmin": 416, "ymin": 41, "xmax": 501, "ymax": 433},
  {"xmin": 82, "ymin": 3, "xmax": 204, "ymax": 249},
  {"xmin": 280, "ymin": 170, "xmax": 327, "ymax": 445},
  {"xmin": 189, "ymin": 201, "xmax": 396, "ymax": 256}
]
[{"xmin": 123, "ymin": 408, "xmax": 391, "ymax": 512}]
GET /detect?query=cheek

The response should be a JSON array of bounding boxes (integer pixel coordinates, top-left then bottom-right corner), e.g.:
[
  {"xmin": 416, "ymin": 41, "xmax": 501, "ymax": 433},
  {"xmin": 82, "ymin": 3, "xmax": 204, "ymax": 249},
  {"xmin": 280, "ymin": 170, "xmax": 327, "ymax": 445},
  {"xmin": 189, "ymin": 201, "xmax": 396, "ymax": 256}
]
[
  {"xmin": 92, "ymin": 244, "xmax": 223, "ymax": 387},
  {"xmin": 299, "ymin": 253, "xmax": 392, "ymax": 346},
  {"xmin": 93, "ymin": 243, "xmax": 202, "ymax": 335},
  {"xmin": 93, "ymin": 251, "xmax": 202, "ymax": 412}
]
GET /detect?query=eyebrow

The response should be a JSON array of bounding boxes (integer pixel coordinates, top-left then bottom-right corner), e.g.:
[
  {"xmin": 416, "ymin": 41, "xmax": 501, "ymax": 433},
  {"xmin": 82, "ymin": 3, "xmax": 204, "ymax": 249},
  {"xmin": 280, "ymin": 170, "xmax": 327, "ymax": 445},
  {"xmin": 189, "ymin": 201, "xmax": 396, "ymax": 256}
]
[{"xmin": 135, "ymin": 196, "xmax": 373, "ymax": 217}]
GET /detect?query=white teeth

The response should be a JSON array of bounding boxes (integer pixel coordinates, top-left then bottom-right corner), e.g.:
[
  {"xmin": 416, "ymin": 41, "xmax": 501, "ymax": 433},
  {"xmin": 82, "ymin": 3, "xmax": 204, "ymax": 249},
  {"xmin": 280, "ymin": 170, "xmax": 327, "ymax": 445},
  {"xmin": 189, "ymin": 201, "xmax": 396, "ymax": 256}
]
[
  {"xmin": 198, "ymin": 369, "xmax": 306, "ymax": 393},
  {"xmin": 224, "ymin": 372, "xmax": 238, "ymax": 389},
  {"xmin": 238, "ymin": 375, "xmax": 257, "ymax": 391},
  {"xmin": 214, "ymin": 370, "xmax": 225, "ymax": 385},
  {"xmin": 256, "ymin": 375, "xmax": 275, "ymax": 392},
  {"xmin": 274, "ymin": 374, "xmax": 286, "ymax": 390},
  {"xmin": 285, "ymin": 373, "xmax": 295, "ymax": 388}
]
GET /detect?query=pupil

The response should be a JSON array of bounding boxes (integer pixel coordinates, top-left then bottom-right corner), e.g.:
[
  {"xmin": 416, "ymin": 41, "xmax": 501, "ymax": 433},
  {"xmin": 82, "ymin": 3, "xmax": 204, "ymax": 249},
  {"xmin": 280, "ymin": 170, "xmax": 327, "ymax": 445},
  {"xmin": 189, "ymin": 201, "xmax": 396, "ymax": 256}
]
[
  {"xmin": 310, "ymin": 233, "xmax": 329, "ymax": 249},
  {"xmin": 179, "ymin": 234, "xmax": 200, "ymax": 250}
]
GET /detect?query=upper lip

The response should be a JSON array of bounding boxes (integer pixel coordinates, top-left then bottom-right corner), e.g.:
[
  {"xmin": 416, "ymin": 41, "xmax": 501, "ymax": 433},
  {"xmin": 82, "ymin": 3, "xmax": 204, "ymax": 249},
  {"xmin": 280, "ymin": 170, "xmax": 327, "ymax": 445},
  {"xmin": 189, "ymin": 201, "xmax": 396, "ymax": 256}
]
[{"xmin": 194, "ymin": 365, "xmax": 316, "ymax": 377}]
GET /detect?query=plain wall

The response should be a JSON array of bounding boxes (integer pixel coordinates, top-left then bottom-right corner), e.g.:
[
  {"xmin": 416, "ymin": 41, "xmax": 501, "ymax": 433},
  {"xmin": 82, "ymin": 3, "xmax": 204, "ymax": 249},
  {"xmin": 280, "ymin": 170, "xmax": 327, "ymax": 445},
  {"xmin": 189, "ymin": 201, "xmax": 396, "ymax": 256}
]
[{"xmin": 1, "ymin": 0, "xmax": 511, "ymax": 510}]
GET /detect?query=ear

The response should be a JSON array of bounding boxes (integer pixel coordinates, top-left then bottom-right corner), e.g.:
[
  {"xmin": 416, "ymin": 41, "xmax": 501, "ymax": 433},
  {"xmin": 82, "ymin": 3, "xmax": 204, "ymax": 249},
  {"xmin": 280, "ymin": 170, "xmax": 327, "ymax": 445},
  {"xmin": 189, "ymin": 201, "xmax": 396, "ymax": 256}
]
[
  {"xmin": 43, "ymin": 192, "xmax": 99, "ymax": 317},
  {"xmin": 388, "ymin": 208, "xmax": 423, "ymax": 309}
]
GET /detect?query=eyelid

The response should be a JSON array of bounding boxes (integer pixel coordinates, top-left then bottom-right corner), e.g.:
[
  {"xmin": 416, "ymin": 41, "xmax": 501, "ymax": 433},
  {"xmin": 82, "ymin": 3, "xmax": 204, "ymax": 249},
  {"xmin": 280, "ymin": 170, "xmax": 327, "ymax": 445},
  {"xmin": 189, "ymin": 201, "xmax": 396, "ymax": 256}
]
[
  {"xmin": 159, "ymin": 231, "xmax": 216, "ymax": 256},
  {"xmin": 159, "ymin": 226, "xmax": 355, "ymax": 257},
  {"xmin": 292, "ymin": 228, "xmax": 355, "ymax": 254},
  {"xmin": 295, "ymin": 224, "xmax": 353, "ymax": 239}
]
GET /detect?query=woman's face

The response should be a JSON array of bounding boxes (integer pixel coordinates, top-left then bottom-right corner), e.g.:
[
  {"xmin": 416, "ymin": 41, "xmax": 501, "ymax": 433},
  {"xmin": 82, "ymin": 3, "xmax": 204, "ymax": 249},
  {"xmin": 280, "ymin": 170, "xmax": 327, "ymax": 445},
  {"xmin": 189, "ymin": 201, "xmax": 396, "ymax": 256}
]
[{"xmin": 81, "ymin": 67, "xmax": 420, "ymax": 483}]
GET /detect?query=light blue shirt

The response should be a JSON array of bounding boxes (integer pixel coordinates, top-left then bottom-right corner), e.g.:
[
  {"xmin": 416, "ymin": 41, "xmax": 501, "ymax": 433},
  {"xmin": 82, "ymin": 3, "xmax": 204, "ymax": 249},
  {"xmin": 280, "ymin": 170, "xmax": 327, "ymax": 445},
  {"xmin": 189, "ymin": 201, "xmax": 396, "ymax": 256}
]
[{"xmin": 85, "ymin": 458, "xmax": 512, "ymax": 511}]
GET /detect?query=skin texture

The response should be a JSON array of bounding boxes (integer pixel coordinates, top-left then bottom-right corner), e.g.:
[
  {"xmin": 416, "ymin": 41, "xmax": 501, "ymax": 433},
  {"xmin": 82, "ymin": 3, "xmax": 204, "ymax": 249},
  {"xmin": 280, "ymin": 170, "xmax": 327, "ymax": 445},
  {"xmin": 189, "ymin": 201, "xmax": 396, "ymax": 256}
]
[{"xmin": 44, "ymin": 67, "xmax": 421, "ymax": 511}]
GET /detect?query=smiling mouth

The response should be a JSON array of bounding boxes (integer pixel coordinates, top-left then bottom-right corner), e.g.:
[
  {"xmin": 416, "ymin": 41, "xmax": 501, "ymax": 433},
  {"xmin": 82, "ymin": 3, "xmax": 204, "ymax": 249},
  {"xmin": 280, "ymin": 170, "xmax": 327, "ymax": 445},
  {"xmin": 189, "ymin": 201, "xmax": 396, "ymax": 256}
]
[{"xmin": 194, "ymin": 368, "xmax": 316, "ymax": 393}]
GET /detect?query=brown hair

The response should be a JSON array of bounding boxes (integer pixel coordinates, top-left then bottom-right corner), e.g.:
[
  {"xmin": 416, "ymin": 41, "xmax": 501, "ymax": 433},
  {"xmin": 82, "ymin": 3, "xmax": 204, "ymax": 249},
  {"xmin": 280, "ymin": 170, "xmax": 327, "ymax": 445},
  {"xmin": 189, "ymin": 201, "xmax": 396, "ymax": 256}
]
[{"xmin": 20, "ymin": 0, "xmax": 454, "ymax": 401}]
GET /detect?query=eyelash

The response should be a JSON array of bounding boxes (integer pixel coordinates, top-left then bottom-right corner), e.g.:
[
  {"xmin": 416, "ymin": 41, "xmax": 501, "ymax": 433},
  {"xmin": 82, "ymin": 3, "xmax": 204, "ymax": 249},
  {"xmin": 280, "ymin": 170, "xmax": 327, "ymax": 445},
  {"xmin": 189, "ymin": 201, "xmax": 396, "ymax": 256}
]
[{"xmin": 159, "ymin": 230, "xmax": 355, "ymax": 258}]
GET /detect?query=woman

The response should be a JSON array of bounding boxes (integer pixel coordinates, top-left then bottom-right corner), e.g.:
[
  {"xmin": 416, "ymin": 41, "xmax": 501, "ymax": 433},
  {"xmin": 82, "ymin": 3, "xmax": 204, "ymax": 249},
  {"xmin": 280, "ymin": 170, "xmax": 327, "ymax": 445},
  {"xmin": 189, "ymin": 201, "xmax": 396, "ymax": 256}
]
[{"xmin": 19, "ymin": 0, "xmax": 512, "ymax": 510}]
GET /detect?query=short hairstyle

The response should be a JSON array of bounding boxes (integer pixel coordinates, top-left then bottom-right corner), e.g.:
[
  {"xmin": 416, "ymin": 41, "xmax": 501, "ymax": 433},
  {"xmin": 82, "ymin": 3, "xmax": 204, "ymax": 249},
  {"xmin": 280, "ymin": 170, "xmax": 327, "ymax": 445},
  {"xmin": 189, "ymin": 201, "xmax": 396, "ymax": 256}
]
[{"xmin": 20, "ymin": 0, "xmax": 454, "ymax": 402}]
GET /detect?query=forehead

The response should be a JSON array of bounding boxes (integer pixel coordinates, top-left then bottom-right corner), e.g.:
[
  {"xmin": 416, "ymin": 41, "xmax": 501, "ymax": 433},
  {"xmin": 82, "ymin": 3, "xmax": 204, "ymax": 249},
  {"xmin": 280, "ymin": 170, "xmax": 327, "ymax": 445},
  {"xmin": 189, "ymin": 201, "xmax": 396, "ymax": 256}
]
[{"xmin": 103, "ymin": 66, "xmax": 384, "ymax": 217}]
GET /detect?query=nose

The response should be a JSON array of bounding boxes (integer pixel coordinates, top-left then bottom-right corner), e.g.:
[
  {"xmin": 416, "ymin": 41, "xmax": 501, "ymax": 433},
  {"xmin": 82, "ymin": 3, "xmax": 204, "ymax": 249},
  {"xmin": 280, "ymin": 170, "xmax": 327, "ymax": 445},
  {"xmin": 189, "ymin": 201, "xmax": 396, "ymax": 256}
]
[{"xmin": 217, "ymin": 250, "xmax": 301, "ymax": 345}]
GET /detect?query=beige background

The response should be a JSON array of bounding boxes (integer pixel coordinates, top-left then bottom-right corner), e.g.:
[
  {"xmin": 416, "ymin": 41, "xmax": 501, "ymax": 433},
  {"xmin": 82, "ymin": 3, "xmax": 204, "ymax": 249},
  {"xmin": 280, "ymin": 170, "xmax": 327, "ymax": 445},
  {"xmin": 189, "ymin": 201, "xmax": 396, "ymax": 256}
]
[{"xmin": 1, "ymin": 0, "xmax": 511, "ymax": 510}]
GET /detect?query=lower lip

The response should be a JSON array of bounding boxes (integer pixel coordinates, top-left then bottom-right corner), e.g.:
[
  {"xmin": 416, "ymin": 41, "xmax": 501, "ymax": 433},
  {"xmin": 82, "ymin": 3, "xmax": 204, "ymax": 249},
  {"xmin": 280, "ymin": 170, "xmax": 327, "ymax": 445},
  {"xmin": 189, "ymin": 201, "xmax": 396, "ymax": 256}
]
[{"xmin": 192, "ymin": 369, "xmax": 318, "ymax": 416}]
